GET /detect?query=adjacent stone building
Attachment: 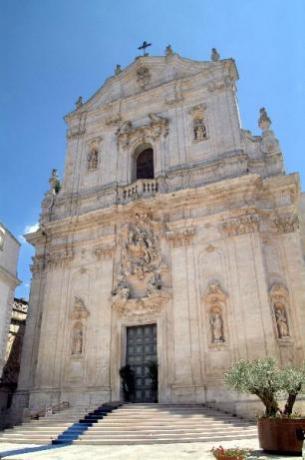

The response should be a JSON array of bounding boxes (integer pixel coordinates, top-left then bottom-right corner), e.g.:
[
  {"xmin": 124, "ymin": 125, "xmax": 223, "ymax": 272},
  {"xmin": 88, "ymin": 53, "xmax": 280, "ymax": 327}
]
[
  {"xmin": 0, "ymin": 298, "xmax": 28, "ymax": 427},
  {"xmin": 0, "ymin": 224, "xmax": 20, "ymax": 378},
  {"xmin": 13, "ymin": 48, "xmax": 305, "ymax": 419}
]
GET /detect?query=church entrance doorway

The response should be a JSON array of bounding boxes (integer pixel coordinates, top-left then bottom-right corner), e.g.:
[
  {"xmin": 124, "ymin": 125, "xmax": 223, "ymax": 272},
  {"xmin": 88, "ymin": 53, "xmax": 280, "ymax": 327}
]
[{"xmin": 126, "ymin": 324, "xmax": 157, "ymax": 403}]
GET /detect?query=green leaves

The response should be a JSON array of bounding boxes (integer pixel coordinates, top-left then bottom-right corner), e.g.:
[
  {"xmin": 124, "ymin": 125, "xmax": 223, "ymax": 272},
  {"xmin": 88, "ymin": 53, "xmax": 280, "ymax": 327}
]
[
  {"xmin": 224, "ymin": 358, "xmax": 305, "ymax": 417},
  {"xmin": 224, "ymin": 358, "xmax": 281, "ymax": 394}
]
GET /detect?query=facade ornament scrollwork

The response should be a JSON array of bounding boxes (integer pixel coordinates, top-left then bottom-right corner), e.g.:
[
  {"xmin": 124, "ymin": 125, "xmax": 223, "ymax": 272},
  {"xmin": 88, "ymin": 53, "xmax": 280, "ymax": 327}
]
[
  {"xmin": 203, "ymin": 282, "xmax": 227, "ymax": 346},
  {"xmin": 222, "ymin": 214, "xmax": 260, "ymax": 237},
  {"xmin": 273, "ymin": 214, "xmax": 299, "ymax": 234},
  {"xmin": 112, "ymin": 291, "xmax": 170, "ymax": 317},
  {"xmin": 269, "ymin": 283, "xmax": 290, "ymax": 339},
  {"xmin": 93, "ymin": 245, "xmax": 115, "ymax": 260},
  {"xmin": 166, "ymin": 227, "xmax": 196, "ymax": 247},
  {"xmin": 117, "ymin": 114, "xmax": 169, "ymax": 149},
  {"xmin": 136, "ymin": 66, "xmax": 151, "ymax": 89}
]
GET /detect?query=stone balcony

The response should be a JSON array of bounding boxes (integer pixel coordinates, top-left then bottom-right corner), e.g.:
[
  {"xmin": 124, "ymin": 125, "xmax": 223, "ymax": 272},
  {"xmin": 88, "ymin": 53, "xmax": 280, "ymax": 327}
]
[{"xmin": 117, "ymin": 178, "xmax": 160, "ymax": 204}]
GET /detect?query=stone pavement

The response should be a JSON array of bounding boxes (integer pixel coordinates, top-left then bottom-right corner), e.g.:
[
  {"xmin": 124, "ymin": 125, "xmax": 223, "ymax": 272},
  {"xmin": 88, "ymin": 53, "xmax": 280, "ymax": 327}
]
[{"xmin": 0, "ymin": 438, "xmax": 297, "ymax": 460}]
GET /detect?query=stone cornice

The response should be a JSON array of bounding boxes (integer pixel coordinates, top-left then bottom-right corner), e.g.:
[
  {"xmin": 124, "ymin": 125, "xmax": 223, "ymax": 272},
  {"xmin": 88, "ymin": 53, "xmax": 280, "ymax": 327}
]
[
  {"xmin": 29, "ymin": 173, "xmax": 299, "ymax": 246},
  {"xmin": 33, "ymin": 175, "xmax": 258, "ymax": 242}
]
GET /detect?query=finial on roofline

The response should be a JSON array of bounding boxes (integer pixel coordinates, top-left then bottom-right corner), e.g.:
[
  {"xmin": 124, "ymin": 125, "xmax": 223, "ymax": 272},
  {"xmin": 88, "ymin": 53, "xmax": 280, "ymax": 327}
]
[
  {"xmin": 165, "ymin": 44, "xmax": 174, "ymax": 56},
  {"xmin": 75, "ymin": 96, "xmax": 83, "ymax": 110},
  {"xmin": 211, "ymin": 48, "xmax": 220, "ymax": 61},
  {"xmin": 115, "ymin": 64, "xmax": 122, "ymax": 75},
  {"xmin": 258, "ymin": 107, "xmax": 271, "ymax": 131}
]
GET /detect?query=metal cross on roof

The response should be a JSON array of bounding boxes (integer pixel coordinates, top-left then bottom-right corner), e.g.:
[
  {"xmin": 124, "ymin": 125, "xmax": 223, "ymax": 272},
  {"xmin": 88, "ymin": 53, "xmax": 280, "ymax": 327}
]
[{"xmin": 138, "ymin": 41, "xmax": 152, "ymax": 56}]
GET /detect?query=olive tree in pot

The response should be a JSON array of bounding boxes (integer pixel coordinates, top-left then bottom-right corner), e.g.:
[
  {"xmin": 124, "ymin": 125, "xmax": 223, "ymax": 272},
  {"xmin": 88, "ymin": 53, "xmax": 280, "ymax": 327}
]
[{"xmin": 224, "ymin": 358, "xmax": 305, "ymax": 454}]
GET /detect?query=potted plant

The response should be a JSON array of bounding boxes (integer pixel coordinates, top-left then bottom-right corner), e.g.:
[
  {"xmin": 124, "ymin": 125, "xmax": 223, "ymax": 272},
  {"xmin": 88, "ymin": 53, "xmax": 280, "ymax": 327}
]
[
  {"xmin": 119, "ymin": 364, "xmax": 135, "ymax": 402},
  {"xmin": 211, "ymin": 446, "xmax": 249, "ymax": 460},
  {"xmin": 225, "ymin": 357, "xmax": 305, "ymax": 454}
]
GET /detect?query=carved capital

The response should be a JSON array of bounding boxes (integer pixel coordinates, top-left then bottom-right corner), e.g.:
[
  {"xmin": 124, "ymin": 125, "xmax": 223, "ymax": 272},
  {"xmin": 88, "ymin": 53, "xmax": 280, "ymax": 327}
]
[
  {"xmin": 166, "ymin": 227, "xmax": 196, "ymax": 247},
  {"xmin": 30, "ymin": 255, "xmax": 45, "ymax": 277},
  {"xmin": 222, "ymin": 214, "xmax": 260, "ymax": 237},
  {"xmin": 273, "ymin": 215, "xmax": 299, "ymax": 234},
  {"xmin": 45, "ymin": 246, "xmax": 74, "ymax": 270}
]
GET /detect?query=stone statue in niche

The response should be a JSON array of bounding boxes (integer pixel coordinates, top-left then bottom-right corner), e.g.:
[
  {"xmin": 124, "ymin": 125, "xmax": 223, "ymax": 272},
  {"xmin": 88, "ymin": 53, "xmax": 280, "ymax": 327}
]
[
  {"xmin": 209, "ymin": 308, "xmax": 225, "ymax": 343},
  {"xmin": 49, "ymin": 169, "xmax": 61, "ymax": 194},
  {"xmin": 193, "ymin": 118, "xmax": 207, "ymax": 141},
  {"xmin": 87, "ymin": 148, "xmax": 99, "ymax": 170},
  {"xmin": 275, "ymin": 305, "xmax": 289, "ymax": 338},
  {"xmin": 203, "ymin": 281, "xmax": 227, "ymax": 347},
  {"xmin": 71, "ymin": 323, "xmax": 83, "ymax": 355},
  {"xmin": 269, "ymin": 283, "xmax": 290, "ymax": 339}
]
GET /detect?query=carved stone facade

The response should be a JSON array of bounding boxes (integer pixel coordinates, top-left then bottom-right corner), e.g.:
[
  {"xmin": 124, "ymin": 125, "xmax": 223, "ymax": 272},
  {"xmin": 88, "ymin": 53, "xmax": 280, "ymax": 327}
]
[{"xmin": 13, "ymin": 50, "xmax": 305, "ymax": 421}]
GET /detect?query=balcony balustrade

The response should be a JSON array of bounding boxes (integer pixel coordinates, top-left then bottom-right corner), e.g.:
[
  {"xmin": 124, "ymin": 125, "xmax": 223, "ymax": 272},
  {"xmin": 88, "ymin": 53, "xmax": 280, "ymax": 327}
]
[{"xmin": 117, "ymin": 178, "xmax": 159, "ymax": 204}]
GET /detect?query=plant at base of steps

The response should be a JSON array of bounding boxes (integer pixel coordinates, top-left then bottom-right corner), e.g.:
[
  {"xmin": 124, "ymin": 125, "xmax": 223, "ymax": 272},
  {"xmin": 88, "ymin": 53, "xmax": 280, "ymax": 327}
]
[
  {"xmin": 211, "ymin": 445, "xmax": 250, "ymax": 460},
  {"xmin": 119, "ymin": 365, "xmax": 135, "ymax": 402}
]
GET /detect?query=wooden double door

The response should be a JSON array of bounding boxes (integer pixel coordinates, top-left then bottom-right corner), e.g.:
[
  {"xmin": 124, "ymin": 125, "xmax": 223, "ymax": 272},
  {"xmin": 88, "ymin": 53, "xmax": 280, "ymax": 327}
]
[{"xmin": 126, "ymin": 324, "xmax": 157, "ymax": 402}]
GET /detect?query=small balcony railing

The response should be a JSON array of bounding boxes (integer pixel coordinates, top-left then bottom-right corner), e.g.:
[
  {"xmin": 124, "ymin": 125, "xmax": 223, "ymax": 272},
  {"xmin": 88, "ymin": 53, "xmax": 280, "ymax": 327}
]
[{"xmin": 117, "ymin": 178, "xmax": 159, "ymax": 204}]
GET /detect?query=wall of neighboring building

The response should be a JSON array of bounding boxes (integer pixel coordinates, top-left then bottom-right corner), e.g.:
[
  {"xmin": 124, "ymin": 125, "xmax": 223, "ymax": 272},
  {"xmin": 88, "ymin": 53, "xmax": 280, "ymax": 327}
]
[
  {"xmin": 0, "ymin": 298, "xmax": 28, "ymax": 428},
  {"xmin": 0, "ymin": 224, "xmax": 20, "ymax": 377}
]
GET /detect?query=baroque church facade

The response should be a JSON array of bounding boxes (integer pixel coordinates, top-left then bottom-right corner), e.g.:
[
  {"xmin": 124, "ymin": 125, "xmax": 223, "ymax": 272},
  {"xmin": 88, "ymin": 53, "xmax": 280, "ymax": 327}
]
[{"xmin": 13, "ymin": 47, "xmax": 305, "ymax": 418}]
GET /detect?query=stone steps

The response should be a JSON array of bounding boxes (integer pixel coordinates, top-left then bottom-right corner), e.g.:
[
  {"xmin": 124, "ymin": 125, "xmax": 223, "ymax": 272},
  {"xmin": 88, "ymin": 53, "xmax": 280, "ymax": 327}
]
[{"xmin": 0, "ymin": 403, "xmax": 257, "ymax": 445}]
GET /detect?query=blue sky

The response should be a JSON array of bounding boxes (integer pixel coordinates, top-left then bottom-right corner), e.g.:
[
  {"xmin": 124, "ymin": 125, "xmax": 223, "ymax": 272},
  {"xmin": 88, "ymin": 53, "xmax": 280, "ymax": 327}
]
[{"xmin": 1, "ymin": 0, "xmax": 305, "ymax": 299}]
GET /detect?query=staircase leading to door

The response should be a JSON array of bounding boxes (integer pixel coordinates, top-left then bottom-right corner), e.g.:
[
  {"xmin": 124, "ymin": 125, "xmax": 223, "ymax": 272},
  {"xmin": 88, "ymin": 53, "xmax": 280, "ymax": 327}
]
[{"xmin": 0, "ymin": 403, "xmax": 257, "ymax": 445}]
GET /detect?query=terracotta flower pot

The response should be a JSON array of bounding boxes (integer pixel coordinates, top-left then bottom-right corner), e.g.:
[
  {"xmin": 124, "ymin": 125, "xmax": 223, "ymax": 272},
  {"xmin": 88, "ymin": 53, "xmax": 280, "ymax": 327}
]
[{"xmin": 258, "ymin": 417, "xmax": 305, "ymax": 454}]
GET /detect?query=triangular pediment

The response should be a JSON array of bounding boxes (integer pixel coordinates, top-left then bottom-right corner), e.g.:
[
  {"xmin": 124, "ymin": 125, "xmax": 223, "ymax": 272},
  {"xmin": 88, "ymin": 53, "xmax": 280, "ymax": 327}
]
[{"xmin": 65, "ymin": 54, "xmax": 238, "ymax": 118}]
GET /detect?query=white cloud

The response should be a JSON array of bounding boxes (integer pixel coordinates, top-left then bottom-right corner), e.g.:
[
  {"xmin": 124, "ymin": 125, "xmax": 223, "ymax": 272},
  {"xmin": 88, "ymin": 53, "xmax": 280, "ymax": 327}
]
[
  {"xmin": 18, "ymin": 222, "xmax": 39, "ymax": 244},
  {"xmin": 24, "ymin": 223, "xmax": 39, "ymax": 234}
]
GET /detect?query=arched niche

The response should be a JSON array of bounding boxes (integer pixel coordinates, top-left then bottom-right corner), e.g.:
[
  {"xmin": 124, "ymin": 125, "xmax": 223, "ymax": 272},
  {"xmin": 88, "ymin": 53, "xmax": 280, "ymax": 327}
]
[{"xmin": 133, "ymin": 144, "xmax": 154, "ymax": 181}]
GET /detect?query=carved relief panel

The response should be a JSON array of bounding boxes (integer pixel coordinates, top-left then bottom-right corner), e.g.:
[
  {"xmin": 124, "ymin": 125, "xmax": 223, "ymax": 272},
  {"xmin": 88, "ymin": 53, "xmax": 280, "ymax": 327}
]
[{"xmin": 111, "ymin": 212, "xmax": 170, "ymax": 317}]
